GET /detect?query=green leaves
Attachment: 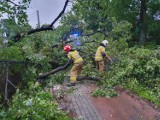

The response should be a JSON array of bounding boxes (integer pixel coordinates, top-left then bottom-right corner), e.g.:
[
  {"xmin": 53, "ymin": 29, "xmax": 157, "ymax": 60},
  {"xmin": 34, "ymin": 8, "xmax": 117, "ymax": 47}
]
[
  {"xmin": 0, "ymin": 86, "xmax": 69, "ymax": 120},
  {"xmin": 0, "ymin": 46, "xmax": 24, "ymax": 60},
  {"xmin": 0, "ymin": 0, "xmax": 30, "ymax": 25},
  {"xmin": 92, "ymin": 88, "xmax": 118, "ymax": 98}
]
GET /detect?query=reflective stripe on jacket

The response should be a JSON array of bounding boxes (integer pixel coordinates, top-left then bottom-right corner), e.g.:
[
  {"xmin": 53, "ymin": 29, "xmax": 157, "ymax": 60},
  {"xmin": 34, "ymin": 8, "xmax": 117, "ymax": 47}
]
[
  {"xmin": 68, "ymin": 50, "xmax": 83, "ymax": 64},
  {"xmin": 95, "ymin": 46, "xmax": 106, "ymax": 61}
]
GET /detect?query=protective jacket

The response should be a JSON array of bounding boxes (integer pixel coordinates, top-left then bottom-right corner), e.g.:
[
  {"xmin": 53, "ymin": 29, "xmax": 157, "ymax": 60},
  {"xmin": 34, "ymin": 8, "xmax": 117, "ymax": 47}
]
[
  {"xmin": 95, "ymin": 45, "xmax": 106, "ymax": 61},
  {"xmin": 68, "ymin": 50, "xmax": 83, "ymax": 64},
  {"xmin": 67, "ymin": 50, "xmax": 84, "ymax": 83}
]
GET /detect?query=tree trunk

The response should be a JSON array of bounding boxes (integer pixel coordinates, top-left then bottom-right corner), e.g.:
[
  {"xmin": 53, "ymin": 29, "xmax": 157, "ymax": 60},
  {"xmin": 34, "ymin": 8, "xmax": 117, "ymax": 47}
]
[
  {"xmin": 139, "ymin": 29, "xmax": 146, "ymax": 45},
  {"xmin": 37, "ymin": 62, "xmax": 70, "ymax": 79},
  {"xmin": 37, "ymin": 62, "xmax": 101, "ymax": 81},
  {"xmin": 139, "ymin": 0, "xmax": 147, "ymax": 45}
]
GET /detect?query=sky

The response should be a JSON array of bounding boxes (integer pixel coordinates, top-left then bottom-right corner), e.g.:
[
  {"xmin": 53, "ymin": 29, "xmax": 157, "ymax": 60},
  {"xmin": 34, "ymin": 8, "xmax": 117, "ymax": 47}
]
[{"xmin": 26, "ymin": 0, "xmax": 72, "ymax": 28}]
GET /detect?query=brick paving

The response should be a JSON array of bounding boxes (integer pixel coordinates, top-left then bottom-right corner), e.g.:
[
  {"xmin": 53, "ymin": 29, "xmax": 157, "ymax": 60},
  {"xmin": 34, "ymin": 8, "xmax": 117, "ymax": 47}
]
[
  {"xmin": 54, "ymin": 81, "xmax": 160, "ymax": 120},
  {"xmin": 67, "ymin": 82, "xmax": 103, "ymax": 120}
]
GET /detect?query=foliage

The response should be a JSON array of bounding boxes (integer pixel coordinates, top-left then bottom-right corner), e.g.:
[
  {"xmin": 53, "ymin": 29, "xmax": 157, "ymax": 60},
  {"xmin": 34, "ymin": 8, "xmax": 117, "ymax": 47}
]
[
  {"xmin": 72, "ymin": 0, "xmax": 160, "ymax": 44},
  {"xmin": 124, "ymin": 78, "xmax": 160, "ymax": 106},
  {"xmin": 0, "ymin": 84, "xmax": 69, "ymax": 120},
  {"xmin": 0, "ymin": 46, "xmax": 23, "ymax": 60},
  {"xmin": 1, "ymin": 0, "xmax": 160, "ymax": 117},
  {"xmin": 73, "ymin": 30, "xmax": 159, "ymax": 106},
  {"xmin": 0, "ymin": 0, "xmax": 31, "ymax": 25},
  {"xmin": 73, "ymin": 0, "xmax": 111, "ymax": 31},
  {"xmin": 0, "ymin": 19, "xmax": 31, "ymax": 41},
  {"xmin": 92, "ymin": 88, "xmax": 118, "ymax": 98},
  {"xmin": 0, "ymin": 31, "xmax": 54, "ymax": 83},
  {"xmin": 51, "ymin": 72, "xmax": 67, "ymax": 85},
  {"xmin": 98, "ymin": 47, "xmax": 160, "ymax": 106}
]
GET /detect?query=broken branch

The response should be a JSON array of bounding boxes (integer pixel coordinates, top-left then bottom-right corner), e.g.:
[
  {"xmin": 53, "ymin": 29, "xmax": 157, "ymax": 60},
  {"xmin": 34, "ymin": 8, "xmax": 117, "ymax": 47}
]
[{"xmin": 37, "ymin": 61, "xmax": 70, "ymax": 79}]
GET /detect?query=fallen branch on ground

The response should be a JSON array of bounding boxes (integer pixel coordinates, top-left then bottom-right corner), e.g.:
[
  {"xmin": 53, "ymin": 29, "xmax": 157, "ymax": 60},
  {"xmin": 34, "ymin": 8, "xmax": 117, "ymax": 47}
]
[
  {"xmin": 77, "ymin": 76, "xmax": 100, "ymax": 81},
  {"xmin": 37, "ymin": 62, "xmax": 101, "ymax": 81},
  {"xmin": 37, "ymin": 61, "xmax": 70, "ymax": 79}
]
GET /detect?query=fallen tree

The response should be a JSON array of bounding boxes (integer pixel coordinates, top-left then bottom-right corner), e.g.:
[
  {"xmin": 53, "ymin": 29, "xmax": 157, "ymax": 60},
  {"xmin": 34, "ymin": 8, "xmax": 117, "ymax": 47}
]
[
  {"xmin": 37, "ymin": 61, "xmax": 70, "ymax": 79},
  {"xmin": 37, "ymin": 61, "xmax": 100, "ymax": 81}
]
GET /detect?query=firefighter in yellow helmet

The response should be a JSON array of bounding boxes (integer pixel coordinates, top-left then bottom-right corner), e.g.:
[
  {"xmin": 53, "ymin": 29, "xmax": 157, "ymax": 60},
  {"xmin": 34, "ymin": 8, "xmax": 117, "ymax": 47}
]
[
  {"xmin": 64, "ymin": 45, "xmax": 84, "ymax": 86},
  {"xmin": 95, "ymin": 40, "xmax": 112, "ymax": 72}
]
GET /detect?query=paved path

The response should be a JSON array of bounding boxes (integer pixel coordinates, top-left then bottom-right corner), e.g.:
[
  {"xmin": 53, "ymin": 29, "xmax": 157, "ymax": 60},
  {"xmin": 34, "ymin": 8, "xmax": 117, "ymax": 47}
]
[
  {"xmin": 67, "ymin": 82, "xmax": 102, "ymax": 120},
  {"xmin": 54, "ymin": 81, "xmax": 160, "ymax": 120}
]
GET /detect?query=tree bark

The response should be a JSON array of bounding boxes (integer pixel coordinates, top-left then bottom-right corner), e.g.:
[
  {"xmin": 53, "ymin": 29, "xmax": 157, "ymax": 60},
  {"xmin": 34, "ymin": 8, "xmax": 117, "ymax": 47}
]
[
  {"xmin": 139, "ymin": 0, "xmax": 147, "ymax": 45},
  {"xmin": 37, "ymin": 61, "xmax": 70, "ymax": 79},
  {"xmin": 37, "ymin": 62, "xmax": 101, "ymax": 81}
]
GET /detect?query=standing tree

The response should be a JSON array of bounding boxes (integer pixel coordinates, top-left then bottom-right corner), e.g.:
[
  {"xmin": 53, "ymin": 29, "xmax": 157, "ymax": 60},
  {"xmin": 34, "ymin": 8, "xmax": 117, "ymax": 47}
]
[
  {"xmin": 139, "ymin": 0, "xmax": 147, "ymax": 45},
  {"xmin": 72, "ymin": 0, "xmax": 160, "ymax": 45}
]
